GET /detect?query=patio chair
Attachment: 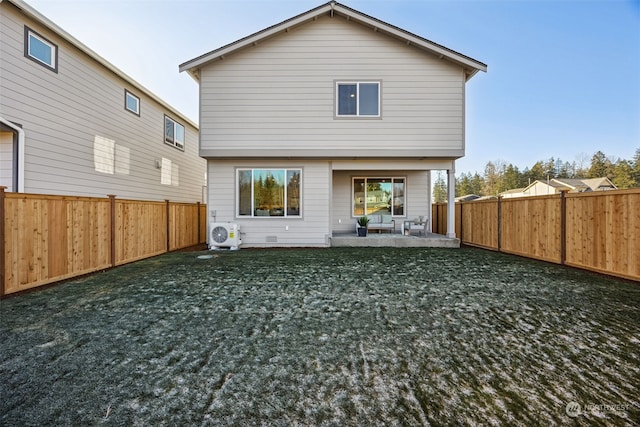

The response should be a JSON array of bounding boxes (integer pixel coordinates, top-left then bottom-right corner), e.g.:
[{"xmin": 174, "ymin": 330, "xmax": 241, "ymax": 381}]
[{"xmin": 403, "ymin": 216, "xmax": 430, "ymax": 236}]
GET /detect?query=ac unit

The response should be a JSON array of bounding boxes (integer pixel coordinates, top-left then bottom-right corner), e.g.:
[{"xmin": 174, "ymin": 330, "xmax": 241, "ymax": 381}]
[{"xmin": 209, "ymin": 223, "xmax": 241, "ymax": 250}]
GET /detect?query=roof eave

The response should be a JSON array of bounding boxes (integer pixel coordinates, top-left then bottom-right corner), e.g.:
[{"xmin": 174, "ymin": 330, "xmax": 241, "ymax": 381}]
[
  {"xmin": 5, "ymin": 0, "xmax": 198, "ymax": 129},
  {"xmin": 179, "ymin": 1, "xmax": 487, "ymax": 79}
]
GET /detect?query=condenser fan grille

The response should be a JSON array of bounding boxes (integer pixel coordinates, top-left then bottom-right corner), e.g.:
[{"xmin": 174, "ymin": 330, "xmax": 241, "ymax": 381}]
[{"xmin": 211, "ymin": 226, "xmax": 228, "ymax": 243}]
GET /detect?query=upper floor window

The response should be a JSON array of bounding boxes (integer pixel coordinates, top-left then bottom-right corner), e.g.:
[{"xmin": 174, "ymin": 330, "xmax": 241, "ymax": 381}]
[
  {"xmin": 336, "ymin": 81, "xmax": 380, "ymax": 117},
  {"xmin": 164, "ymin": 115, "xmax": 184, "ymax": 150},
  {"xmin": 24, "ymin": 27, "xmax": 58, "ymax": 72},
  {"xmin": 124, "ymin": 90, "xmax": 140, "ymax": 116}
]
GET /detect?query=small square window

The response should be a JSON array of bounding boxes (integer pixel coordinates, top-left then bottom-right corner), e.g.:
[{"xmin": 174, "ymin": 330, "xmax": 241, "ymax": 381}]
[
  {"xmin": 24, "ymin": 26, "xmax": 58, "ymax": 72},
  {"xmin": 164, "ymin": 115, "xmax": 185, "ymax": 150},
  {"xmin": 125, "ymin": 90, "xmax": 140, "ymax": 116},
  {"xmin": 336, "ymin": 81, "xmax": 380, "ymax": 117}
]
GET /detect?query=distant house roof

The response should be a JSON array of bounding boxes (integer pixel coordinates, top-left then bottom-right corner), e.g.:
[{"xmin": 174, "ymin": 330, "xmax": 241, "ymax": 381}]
[
  {"xmin": 179, "ymin": 1, "xmax": 487, "ymax": 82},
  {"xmin": 6, "ymin": 0, "xmax": 197, "ymax": 129},
  {"xmin": 517, "ymin": 177, "xmax": 617, "ymax": 196},
  {"xmin": 500, "ymin": 188, "xmax": 526, "ymax": 195},
  {"xmin": 455, "ymin": 194, "xmax": 480, "ymax": 202}
]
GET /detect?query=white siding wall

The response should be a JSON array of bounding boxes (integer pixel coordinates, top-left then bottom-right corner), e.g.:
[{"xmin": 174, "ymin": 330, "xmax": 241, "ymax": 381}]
[
  {"xmin": 199, "ymin": 14, "xmax": 464, "ymax": 158},
  {"xmin": 208, "ymin": 159, "xmax": 330, "ymax": 248},
  {"xmin": 0, "ymin": 2, "xmax": 206, "ymax": 202}
]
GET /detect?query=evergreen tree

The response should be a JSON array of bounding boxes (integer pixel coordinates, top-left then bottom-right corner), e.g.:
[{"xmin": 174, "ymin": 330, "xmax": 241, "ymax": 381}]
[
  {"xmin": 588, "ymin": 151, "xmax": 612, "ymax": 178},
  {"xmin": 632, "ymin": 148, "xmax": 640, "ymax": 187},
  {"xmin": 433, "ymin": 172, "xmax": 448, "ymax": 203},
  {"xmin": 612, "ymin": 160, "xmax": 635, "ymax": 189}
]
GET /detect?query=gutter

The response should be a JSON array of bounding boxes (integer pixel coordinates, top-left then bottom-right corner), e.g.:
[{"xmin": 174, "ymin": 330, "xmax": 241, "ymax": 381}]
[{"xmin": 0, "ymin": 116, "xmax": 25, "ymax": 192}]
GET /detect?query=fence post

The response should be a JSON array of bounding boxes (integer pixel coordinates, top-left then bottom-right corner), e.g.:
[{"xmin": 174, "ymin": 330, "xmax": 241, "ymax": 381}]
[
  {"xmin": 197, "ymin": 201, "xmax": 201, "ymax": 244},
  {"xmin": 497, "ymin": 196, "xmax": 502, "ymax": 252},
  {"xmin": 165, "ymin": 200, "xmax": 171, "ymax": 252},
  {"xmin": 560, "ymin": 190, "xmax": 567, "ymax": 265},
  {"xmin": 0, "ymin": 186, "xmax": 6, "ymax": 297},
  {"xmin": 459, "ymin": 202, "xmax": 464, "ymax": 243},
  {"xmin": 108, "ymin": 195, "xmax": 116, "ymax": 267}
]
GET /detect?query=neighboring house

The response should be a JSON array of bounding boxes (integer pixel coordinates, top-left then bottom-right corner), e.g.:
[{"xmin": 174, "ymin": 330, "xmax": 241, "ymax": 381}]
[
  {"xmin": 180, "ymin": 1, "xmax": 486, "ymax": 247},
  {"xmin": 501, "ymin": 178, "xmax": 617, "ymax": 198},
  {"xmin": 0, "ymin": 0, "xmax": 206, "ymax": 202},
  {"xmin": 455, "ymin": 194, "xmax": 481, "ymax": 202}
]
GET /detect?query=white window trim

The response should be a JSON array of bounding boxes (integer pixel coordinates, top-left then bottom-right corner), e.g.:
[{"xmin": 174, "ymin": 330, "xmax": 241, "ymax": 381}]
[
  {"xmin": 164, "ymin": 115, "xmax": 185, "ymax": 151},
  {"xmin": 236, "ymin": 168, "xmax": 302, "ymax": 218},
  {"xmin": 124, "ymin": 90, "xmax": 140, "ymax": 116},
  {"xmin": 335, "ymin": 81, "xmax": 381, "ymax": 118},
  {"xmin": 24, "ymin": 26, "xmax": 58, "ymax": 72},
  {"xmin": 352, "ymin": 176, "xmax": 406, "ymax": 217}
]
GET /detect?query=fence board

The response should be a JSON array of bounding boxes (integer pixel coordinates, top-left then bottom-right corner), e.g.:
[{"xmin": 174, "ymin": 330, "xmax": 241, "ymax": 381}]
[
  {"xmin": 434, "ymin": 189, "xmax": 638, "ymax": 281},
  {"xmin": 565, "ymin": 190, "xmax": 640, "ymax": 281},
  {"xmin": 3, "ymin": 194, "xmax": 111, "ymax": 294},
  {"xmin": 114, "ymin": 200, "xmax": 167, "ymax": 266},
  {"xmin": 460, "ymin": 200, "xmax": 498, "ymax": 249},
  {"xmin": 2, "ymin": 190, "xmax": 205, "ymax": 296},
  {"xmin": 501, "ymin": 196, "xmax": 562, "ymax": 263}
]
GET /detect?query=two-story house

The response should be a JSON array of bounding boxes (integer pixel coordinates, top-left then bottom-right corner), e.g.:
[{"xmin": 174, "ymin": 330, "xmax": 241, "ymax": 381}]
[
  {"xmin": 179, "ymin": 1, "xmax": 486, "ymax": 247},
  {"xmin": 0, "ymin": 0, "xmax": 206, "ymax": 203}
]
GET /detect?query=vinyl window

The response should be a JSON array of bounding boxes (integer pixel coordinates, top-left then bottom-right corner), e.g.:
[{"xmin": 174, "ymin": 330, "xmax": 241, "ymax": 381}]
[
  {"xmin": 353, "ymin": 177, "xmax": 405, "ymax": 216},
  {"xmin": 164, "ymin": 115, "xmax": 184, "ymax": 150},
  {"xmin": 24, "ymin": 27, "xmax": 58, "ymax": 72},
  {"xmin": 238, "ymin": 169, "xmax": 302, "ymax": 217},
  {"xmin": 125, "ymin": 90, "xmax": 140, "ymax": 116},
  {"xmin": 336, "ymin": 81, "xmax": 380, "ymax": 117}
]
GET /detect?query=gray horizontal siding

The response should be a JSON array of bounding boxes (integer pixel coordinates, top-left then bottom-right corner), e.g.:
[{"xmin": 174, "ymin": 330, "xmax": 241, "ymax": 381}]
[
  {"xmin": 0, "ymin": 2, "xmax": 205, "ymax": 202},
  {"xmin": 207, "ymin": 160, "xmax": 330, "ymax": 248},
  {"xmin": 199, "ymin": 14, "xmax": 464, "ymax": 157}
]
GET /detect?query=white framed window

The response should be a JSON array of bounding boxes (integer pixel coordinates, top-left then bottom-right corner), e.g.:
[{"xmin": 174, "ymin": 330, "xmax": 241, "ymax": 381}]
[
  {"xmin": 237, "ymin": 168, "xmax": 302, "ymax": 217},
  {"xmin": 353, "ymin": 177, "xmax": 405, "ymax": 217},
  {"xmin": 336, "ymin": 81, "xmax": 380, "ymax": 117},
  {"xmin": 24, "ymin": 26, "xmax": 58, "ymax": 72},
  {"xmin": 164, "ymin": 115, "xmax": 185, "ymax": 150},
  {"xmin": 125, "ymin": 90, "xmax": 140, "ymax": 116}
]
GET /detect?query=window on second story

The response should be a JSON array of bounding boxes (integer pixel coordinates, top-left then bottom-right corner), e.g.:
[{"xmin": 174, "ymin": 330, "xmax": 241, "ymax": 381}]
[
  {"xmin": 124, "ymin": 90, "xmax": 140, "ymax": 116},
  {"xmin": 24, "ymin": 27, "xmax": 58, "ymax": 72},
  {"xmin": 164, "ymin": 115, "xmax": 185, "ymax": 150},
  {"xmin": 336, "ymin": 81, "xmax": 380, "ymax": 117}
]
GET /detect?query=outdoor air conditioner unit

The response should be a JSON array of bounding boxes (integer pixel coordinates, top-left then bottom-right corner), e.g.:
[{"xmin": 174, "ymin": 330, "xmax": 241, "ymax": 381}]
[{"xmin": 209, "ymin": 223, "xmax": 241, "ymax": 250}]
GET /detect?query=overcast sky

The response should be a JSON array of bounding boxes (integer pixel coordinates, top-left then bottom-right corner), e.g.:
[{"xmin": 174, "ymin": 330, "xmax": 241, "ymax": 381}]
[{"xmin": 27, "ymin": 0, "xmax": 640, "ymax": 175}]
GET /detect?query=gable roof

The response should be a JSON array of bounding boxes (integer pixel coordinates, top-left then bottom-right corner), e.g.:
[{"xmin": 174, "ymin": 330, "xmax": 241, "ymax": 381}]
[
  {"xmin": 179, "ymin": 1, "xmax": 487, "ymax": 82},
  {"xmin": 3, "ymin": 0, "xmax": 197, "ymax": 129}
]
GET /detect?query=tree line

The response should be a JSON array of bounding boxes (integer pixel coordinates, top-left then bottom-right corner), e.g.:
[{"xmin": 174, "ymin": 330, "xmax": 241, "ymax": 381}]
[{"xmin": 433, "ymin": 148, "xmax": 640, "ymax": 202}]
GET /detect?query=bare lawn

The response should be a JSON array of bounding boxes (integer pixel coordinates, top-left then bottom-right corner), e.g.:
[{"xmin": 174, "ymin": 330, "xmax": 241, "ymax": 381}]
[{"xmin": 1, "ymin": 247, "xmax": 638, "ymax": 426}]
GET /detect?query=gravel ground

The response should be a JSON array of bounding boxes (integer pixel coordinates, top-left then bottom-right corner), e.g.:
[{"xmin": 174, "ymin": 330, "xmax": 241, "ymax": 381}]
[{"xmin": 1, "ymin": 247, "xmax": 639, "ymax": 426}]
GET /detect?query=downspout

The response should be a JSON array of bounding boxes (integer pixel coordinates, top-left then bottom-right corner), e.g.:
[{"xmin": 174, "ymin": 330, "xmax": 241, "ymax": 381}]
[{"xmin": 0, "ymin": 116, "xmax": 25, "ymax": 192}]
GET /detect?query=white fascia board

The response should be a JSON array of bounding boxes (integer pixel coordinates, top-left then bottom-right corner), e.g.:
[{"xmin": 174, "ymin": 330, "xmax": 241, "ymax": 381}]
[
  {"xmin": 179, "ymin": 1, "xmax": 487, "ymax": 81},
  {"xmin": 179, "ymin": 3, "xmax": 334, "ymax": 76},
  {"xmin": 332, "ymin": 3, "xmax": 487, "ymax": 75},
  {"xmin": 6, "ymin": 0, "xmax": 198, "ymax": 129}
]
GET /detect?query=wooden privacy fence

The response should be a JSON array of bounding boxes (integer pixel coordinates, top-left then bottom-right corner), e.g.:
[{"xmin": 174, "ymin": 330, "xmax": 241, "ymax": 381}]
[
  {"xmin": 433, "ymin": 189, "xmax": 640, "ymax": 282},
  {"xmin": 0, "ymin": 188, "xmax": 207, "ymax": 296}
]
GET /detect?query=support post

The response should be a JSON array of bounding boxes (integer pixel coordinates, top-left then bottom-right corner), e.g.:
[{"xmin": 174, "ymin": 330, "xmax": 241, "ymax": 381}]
[{"xmin": 446, "ymin": 168, "xmax": 456, "ymax": 238}]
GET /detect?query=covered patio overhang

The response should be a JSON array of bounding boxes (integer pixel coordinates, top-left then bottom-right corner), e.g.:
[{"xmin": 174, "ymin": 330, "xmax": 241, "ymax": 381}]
[{"xmin": 330, "ymin": 158, "xmax": 458, "ymax": 239}]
